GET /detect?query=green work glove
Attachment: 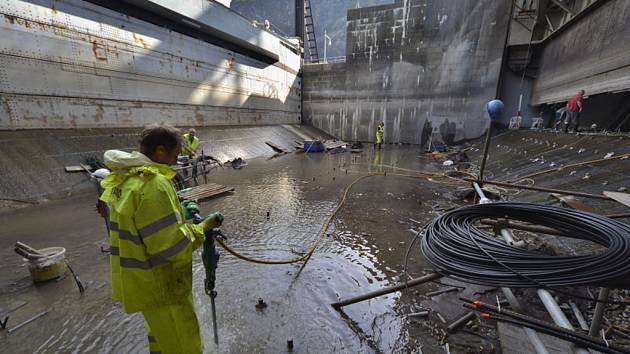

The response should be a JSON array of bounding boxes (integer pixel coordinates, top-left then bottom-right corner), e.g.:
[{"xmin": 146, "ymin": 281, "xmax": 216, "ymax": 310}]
[
  {"xmin": 200, "ymin": 211, "xmax": 224, "ymax": 231},
  {"xmin": 181, "ymin": 200, "xmax": 200, "ymax": 221}
]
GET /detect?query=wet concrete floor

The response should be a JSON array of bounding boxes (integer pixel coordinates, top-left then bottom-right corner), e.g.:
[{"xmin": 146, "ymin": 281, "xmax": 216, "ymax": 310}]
[{"xmin": 1, "ymin": 145, "xmax": 497, "ymax": 353}]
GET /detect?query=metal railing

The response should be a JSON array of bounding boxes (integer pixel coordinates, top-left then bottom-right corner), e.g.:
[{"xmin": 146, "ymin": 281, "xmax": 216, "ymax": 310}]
[{"xmin": 304, "ymin": 56, "xmax": 346, "ymax": 65}]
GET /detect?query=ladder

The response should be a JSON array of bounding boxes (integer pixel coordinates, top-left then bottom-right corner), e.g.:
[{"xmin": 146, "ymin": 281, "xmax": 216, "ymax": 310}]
[{"xmin": 304, "ymin": 0, "xmax": 319, "ymax": 63}]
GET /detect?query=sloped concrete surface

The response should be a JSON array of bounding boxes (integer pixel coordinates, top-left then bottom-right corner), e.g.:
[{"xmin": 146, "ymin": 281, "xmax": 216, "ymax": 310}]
[{"xmin": 0, "ymin": 124, "xmax": 325, "ymax": 204}]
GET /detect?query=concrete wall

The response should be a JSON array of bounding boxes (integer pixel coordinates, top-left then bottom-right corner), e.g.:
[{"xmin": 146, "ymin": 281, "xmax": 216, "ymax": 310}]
[
  {"xmin": 499, "ymin": 68, "xmax": 538, "ymax": 128},
  {"xmin": 303, "ymin": 0, "xmax": 511, "ymax": 144},
  {"xmin": 0, "ymin": 0, "xmax": 301, "ymax": 130},
  {"xmin": 531, "ymin": 0, "xmax": 630, "ymax": 105}
]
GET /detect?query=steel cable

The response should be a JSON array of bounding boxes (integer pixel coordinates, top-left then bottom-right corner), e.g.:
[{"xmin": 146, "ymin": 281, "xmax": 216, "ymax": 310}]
[{"xmin": 421, "ymin": 203, "xmax": 630, "ymax": 289}]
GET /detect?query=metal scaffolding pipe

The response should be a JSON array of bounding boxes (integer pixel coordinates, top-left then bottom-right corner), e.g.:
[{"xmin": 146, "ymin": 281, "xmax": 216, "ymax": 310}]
[
  {"xmin": 588, "ymin": 287, "xmax": 610, "ymax": 337},
  {"xmin": 537, "ymin": 289, "xmax": 575, "ymax": 330},
  {"xmin": 537, "ymin": 290, "xmax": 591, "ymax": 354},
  {"xmin": 500, "ymin": 287, "xmax": 550, "ymax": 354},
  {"xmin": 465, "ymin": 178, "xmax": 611, "ymax": 200},
  {"xmin": 331, "ymin": 273, "xmax": 443, "ymax": 309},
  {"xmin": 478, "ymin": 123, "xmax": 495, "ymax": 183}
]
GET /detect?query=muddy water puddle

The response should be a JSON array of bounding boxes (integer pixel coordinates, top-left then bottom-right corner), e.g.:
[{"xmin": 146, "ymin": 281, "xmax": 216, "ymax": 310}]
[{"xmin": 1, "ymin": 146, "xmax": 490, "ymax": 353}]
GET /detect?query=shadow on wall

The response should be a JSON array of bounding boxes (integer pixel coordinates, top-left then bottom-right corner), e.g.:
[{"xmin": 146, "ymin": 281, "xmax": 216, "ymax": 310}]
[{"xmin": 0, "ymin": 0, "xmax": 300, "ymax": 130}]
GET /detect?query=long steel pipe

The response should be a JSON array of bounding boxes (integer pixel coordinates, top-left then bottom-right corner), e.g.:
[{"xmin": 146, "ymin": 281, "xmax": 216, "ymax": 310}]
[
  {"xmin": 588, "ymin": 287, "xmax": 610, "ymax": 337},
  {"xmin": 331, "ymin": 273, "xmax": 443, "ymax": 309}
]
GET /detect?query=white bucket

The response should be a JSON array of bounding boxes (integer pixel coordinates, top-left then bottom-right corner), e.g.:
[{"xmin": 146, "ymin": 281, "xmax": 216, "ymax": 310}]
[{"xmin": 27, "ymin": 247, "xmax": 67, "ymax": 283}]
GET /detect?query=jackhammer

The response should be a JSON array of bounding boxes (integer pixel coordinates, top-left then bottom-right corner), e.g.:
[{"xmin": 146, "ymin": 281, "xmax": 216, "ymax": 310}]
[
  {"xmin": 184, "ymin": 200, "xmax": 224, "ymax": 346},
  {"xmin": 201, "ymin": 227, "xmax": 225, "ymax": 346}
]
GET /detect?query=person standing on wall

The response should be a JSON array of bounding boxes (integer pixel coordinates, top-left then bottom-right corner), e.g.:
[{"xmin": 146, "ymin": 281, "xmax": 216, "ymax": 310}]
[
  {"xmin": 375, "ymin": 122, "xmax": 385, "ymax": 150},
  {"xmin": 564, "ymin": 90, "xmax": 585, "ymax": 133},
  {"xmin": 183, "ymin": 128, "xmax": 200, "ymax": 158},
  {"xmin": 99, "ymin": 124, "xmax": 224, "ymax": 354}
]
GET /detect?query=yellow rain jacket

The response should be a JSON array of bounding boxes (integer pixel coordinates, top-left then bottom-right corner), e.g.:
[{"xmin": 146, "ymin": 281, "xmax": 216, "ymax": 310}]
[
  {"xmin": 99, "ymin": 150, "xmax": 209, "ymax": 313},
  {"xmin": 182, "ymin": 133, "xmax": 200, "ymax": 156},
  {"xmin": 376, "ymin": 125, "xmax": 384, "ymax": 144}
]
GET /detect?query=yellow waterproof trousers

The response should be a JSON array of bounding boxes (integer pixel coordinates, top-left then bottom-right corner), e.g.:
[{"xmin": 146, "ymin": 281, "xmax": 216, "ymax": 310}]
[{"xmin": 143, "ymin": 295, "xmax": 201, "ymax": 354}]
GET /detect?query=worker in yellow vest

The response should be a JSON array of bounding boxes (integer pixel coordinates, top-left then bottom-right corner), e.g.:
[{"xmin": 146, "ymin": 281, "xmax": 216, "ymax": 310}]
[
  {"xmin": 99, "ymin": 124, "xmax": 223, "ymax": 354},
  {"xmin": 182, "ymin": 128, "xmax": 200, "ymax": 158},
  {"xmin": 375, "ymin": 122, "xmax": 384, "ymax": 149}
]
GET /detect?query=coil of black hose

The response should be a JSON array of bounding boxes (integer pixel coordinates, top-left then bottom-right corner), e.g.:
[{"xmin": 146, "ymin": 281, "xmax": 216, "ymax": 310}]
[{"xmin": 421, "ymin": 202, "xmax": 630, "ymax": 289}]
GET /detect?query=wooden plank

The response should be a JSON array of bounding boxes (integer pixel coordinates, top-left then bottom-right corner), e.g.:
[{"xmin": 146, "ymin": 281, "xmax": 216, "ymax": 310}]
[
  {"xmin": 65, "ymin": 164, "xmax": 93, "ymax": 173},
  {"xmin": 181, "ymin": 189, "xmax": 226, "ymax": 200},
  {"xmin": 178, "ymin": 183, "xmax": 234, "ymax": 202},
  {"xmin": 64, "ymin": 165, "xmax": 85, "ymax": 172},
  {"xmin": 191, "ymin": 188, "xmax": 233, "ymax": 203},
  {"xmin": 265, "ymin": 141, "xmax": 290, "ymax": 153},
  {"xmin": 550, "ymin": 194, "xmax": 601, "ymax": 213},
  {"xmin": 603, "ymin": 191, "xmax": 630, "ymax": 208}
]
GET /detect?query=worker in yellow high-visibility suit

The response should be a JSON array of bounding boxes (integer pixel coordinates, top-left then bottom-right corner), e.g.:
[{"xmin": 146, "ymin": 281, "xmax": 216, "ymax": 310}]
[
  {"xmin": 100, "ymin": 124, "xmax": 223, "ymax": 354},
  {"xmin": 375, "ymin": 122, "xmax": 384, "ymax": 149},
  {"xmin": 182, "ymin": 128, "xmax": 200, "ymax": 158}
]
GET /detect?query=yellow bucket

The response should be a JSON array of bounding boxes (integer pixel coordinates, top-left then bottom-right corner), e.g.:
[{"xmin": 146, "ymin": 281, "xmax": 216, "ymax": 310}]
[{"xmin": 27, "ymin": 247, "xmax": 67, "ymax": 283}]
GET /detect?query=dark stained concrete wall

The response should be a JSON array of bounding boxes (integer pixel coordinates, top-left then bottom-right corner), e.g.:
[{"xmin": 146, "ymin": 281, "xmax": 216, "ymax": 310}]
[
  {"xmin": 531, "ymin": 0, "xmax": 630, "ymax": 105},
  {"xmin": 303, "ymin": 0, "xmax": 511, "ymax": 144},
  {"xmin": 499, "ymin": 68, "xmax": 538, "ymax": 128}
]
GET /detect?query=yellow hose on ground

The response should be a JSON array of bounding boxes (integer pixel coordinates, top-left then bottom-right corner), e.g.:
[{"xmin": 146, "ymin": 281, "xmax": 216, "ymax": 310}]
[
  {"xmin": 508, "ymin": 153, "xmax": 630, "ymax": 183},
  {"xmin": 215, "ymin": 170, "xmax": 468, "ymax": 265},
  {"xmin": 219, "ymin": 150, "xmax": 629, "ymax": 265}
]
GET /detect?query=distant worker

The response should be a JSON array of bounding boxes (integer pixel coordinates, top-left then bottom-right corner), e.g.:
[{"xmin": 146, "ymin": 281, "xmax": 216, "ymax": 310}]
[
  {"xmin": 99, "ymin": 124, "xmax": 223, "ymax": 354},
  {"xmin": 182, "ymin": 128, "xmax": 200, "ymax": 157},
  {"xmin": 564, "ymin": 90, "xmax": 585, "ymax": 133},
  {"xmin": 375, "ymin": 122, "xmax": 384, "ymax": 150}
]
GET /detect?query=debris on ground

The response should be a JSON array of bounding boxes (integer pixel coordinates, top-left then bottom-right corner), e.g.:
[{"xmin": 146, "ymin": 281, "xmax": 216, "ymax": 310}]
[
  {"xmin": 323, "ymin": 139, "xmax": 347, "ymax": 151},
  {"xmin": 7, "ymin": 310, "xmax": 50, "ymax": 334},
  {"xmin": 426, "ymin": 287, "xmax": 460, "ymax": 297},
  {"xmin": 226, "ymin": 157, "xmax": 246, "ymax": 169},
  {"xmin": 265, "ymin": 141, "xmax": 291, "ymax": 154},
  {"xmin": 255, "ymin": 298, "xmax": 268, "ymax": 310}
]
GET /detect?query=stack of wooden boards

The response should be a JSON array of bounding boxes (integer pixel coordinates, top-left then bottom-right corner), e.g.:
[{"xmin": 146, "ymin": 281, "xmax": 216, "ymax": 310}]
[{"xmin": 177, "ymin": 183, "xmax": 234, "ymax": 202}]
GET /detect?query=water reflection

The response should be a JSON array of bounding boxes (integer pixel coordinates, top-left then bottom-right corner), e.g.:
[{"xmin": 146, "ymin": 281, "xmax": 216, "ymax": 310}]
[{"xmin": 3, "ymin": 145, "xmax": 448, "ymax": 354}]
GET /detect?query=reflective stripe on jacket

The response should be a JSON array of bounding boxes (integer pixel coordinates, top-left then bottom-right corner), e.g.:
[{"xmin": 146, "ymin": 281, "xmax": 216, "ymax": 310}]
[
  {"xmin": 100, "ymin": 150, "xmax": 205, "ymax": 313},
  {"xmin": 182, "ymin": 134, "xmax": 200, "ymax": 155}
]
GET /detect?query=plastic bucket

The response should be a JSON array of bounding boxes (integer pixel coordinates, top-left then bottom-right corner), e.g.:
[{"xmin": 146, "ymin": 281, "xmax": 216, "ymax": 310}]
[{"xmin": 27, "ymin": 247, "xmax": 67, "ymax": 283}]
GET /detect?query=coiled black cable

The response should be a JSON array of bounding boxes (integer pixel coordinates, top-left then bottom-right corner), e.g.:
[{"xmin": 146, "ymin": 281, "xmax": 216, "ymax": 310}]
[{"xmin": 421, "ymin": 203, "xmax": 630, "ymax": 289}]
